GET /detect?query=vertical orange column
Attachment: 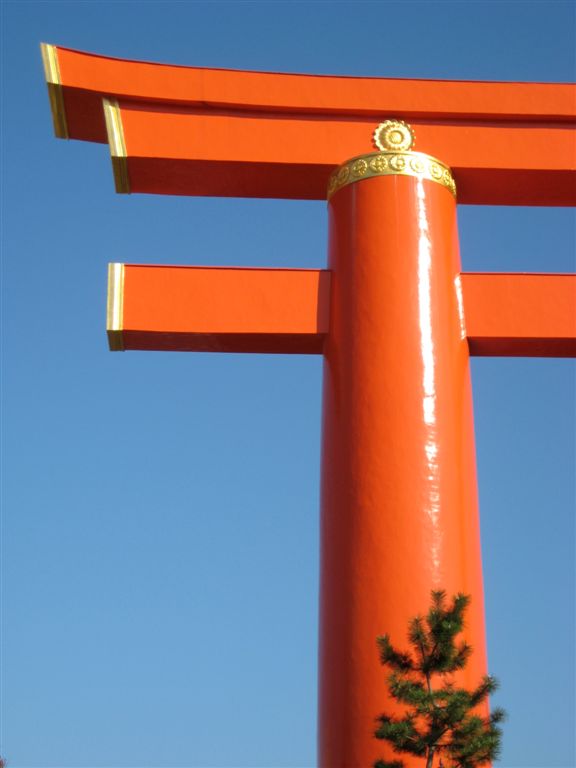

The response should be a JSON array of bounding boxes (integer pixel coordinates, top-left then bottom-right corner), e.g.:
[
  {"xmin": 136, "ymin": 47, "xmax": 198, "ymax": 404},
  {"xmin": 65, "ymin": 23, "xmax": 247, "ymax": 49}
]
[{"xmin": 319, "ymin": 124, "xmax": 488, "ymax": 768}]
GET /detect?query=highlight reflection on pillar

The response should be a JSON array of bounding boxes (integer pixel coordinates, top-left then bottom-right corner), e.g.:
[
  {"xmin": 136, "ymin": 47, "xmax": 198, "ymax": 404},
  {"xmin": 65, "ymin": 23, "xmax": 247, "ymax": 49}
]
[{"xmin": 416, "ymin": 178, "xmax": 442, "ymax": 579}]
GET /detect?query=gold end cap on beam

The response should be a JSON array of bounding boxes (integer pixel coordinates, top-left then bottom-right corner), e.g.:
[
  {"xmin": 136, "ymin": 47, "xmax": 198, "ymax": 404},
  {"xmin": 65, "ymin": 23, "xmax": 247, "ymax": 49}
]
[
  {"xmin": 107, "ymin": 262, "xmax": 125, "ymax": 351},
  {"xmin": 40, "ymin": 43, "xmax": 69, "ymax": 139},
  {"xmin": 327, "ymin": 119, "xmax": 456, "ymax": 199},
  {"xmin": 103, "ymin": 99, "xmax": 130, "ymax": 194}
]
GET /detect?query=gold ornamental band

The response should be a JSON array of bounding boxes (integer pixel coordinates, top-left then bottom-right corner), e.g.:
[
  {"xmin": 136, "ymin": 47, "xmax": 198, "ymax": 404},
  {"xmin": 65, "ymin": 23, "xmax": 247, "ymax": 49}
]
[{"xmin": 327, "ymin": 150, "xmax": 457, "ymax": 200}]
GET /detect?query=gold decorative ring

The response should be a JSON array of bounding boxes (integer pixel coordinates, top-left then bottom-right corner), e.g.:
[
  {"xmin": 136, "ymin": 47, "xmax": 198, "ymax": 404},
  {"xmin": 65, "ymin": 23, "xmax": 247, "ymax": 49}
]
[{"xmin": 327, "ymin": 150, "xmax": 457, "ymax": 199}]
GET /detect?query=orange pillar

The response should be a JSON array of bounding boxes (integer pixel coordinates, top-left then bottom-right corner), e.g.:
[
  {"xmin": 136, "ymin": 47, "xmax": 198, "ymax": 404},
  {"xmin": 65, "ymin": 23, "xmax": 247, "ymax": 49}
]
[{"xmin": 319, "ymin": 123, "xmax": 488, "ymax": 768}]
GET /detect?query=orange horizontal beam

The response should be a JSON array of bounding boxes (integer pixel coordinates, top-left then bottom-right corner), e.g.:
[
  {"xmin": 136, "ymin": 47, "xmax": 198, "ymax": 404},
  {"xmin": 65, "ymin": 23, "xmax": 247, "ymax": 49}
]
[
  {"xmin": 107, "ymin": 264, "xmax": 330, "ymax": 354},
  {"xmin": 43, "ymin": 44, "xmax": 576, "ymax": 205},
  {"xmin": 462, "ymin": 272, "xmax": 576, "ymax": 357},
  {"xmin": 109, "ymin": 102, "xmax": 576, "ymax": 204},
  {"xmin": 107, "ymin": 265, "xmax": 575, "ymax": 358},
  {"xmin": 48, "ymin": 44, "xmax": 576, "ymax": 140}
]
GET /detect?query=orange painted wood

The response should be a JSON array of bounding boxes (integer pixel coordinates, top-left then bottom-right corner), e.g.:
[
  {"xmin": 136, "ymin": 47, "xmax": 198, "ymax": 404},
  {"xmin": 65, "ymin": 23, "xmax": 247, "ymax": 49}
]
[
  {"xmin": 117, "ymin": 266, "xmax": 576, "ymax": 357},
  {"xmin": 320, "ymin": 174, "xmax": 487, "ymax": 767},
  {"xmin": 55, "ymin": 45, "xmax": 576, "ymax": 135},
  {"xmin": 463, "ymin": 272, "xmax": 576, "ymax": 356},
  {"xmin": 117, "ymin": 102, "xmax": 576, "ymax": 204},
  {"xmin": 120, "ymin": 265, "xmax": 330, "ymax": 354},
  {"xmin": 48, "ymin": 45, "xmax": 576, "ymax": 205}
]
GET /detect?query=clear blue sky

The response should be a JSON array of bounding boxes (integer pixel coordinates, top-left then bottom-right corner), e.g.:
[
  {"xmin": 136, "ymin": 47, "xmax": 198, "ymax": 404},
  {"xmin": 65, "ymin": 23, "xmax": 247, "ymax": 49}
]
[{"xmin": 1, "ymin": 2, "xmax": 574, "ymax": 767}]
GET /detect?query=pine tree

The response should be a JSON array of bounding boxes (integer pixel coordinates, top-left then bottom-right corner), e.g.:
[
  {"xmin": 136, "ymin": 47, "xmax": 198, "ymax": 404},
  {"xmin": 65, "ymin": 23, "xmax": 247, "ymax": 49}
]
[{"xmin": 374, "ymin": 591, "xmax": 505, "ymax": 768}]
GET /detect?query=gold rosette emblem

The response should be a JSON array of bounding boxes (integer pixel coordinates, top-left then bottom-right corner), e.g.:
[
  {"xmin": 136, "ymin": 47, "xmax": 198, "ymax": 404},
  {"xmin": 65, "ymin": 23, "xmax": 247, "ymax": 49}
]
[{"xmin": 373, "ymin": 120, "xmax": 415, "ymax": 152}]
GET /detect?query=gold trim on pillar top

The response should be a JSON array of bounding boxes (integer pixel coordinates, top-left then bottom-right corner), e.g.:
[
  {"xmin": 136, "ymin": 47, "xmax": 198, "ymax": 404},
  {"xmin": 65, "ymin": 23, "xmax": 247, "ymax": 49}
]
[
  {"xmin": 107, "ymin": 263, "xmax": 125, "ymax": 351},
  {"xmin": 103, "ymin": 99, "xmax": 130, "ymax": 194},
  {"xmin": 328, "ymin": 150, "xmax": 457, "ymax": 199},
  {"xmin": 327, "ymin": 120, "xmax": 456, "ymax": 199},
  {"xmin": 40, "ymin": 43, "xmax": 69, "ymax": 139}
]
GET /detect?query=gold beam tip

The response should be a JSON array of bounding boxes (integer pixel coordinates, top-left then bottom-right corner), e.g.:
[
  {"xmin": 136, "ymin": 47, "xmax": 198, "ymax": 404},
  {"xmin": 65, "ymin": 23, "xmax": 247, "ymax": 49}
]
[
  {"xmin": 40, "ymin": 43, "xmax": 69, "ymax": 139},
  {"xmin": 40, "ymin": 43, "xmax": 60, "ymax": 85},
  {"xmin": 107, "ymin": 263, "xmax": 125, "ymax": 351},
  {"xmin": 103, "ymin": 99, "xmax": 130, "ymax": 194}
]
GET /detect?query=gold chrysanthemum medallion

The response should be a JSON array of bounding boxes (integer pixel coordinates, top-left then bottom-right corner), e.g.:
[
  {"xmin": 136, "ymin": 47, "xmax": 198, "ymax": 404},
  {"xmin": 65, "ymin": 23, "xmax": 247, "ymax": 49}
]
[{"xmin": 373, "ymin": 120, "xmax": 415, "ymax": 152}]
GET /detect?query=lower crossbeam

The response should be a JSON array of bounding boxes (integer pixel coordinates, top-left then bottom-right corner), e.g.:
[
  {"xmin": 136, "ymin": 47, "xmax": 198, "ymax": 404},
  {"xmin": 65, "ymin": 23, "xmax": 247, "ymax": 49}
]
[
  {"xmin": 107, "ymin": 265, "xmax": 576, "ymax": 358},
  {"xmin": 107, "ymin": 264, "xmax": 330, "ymax": 354}
]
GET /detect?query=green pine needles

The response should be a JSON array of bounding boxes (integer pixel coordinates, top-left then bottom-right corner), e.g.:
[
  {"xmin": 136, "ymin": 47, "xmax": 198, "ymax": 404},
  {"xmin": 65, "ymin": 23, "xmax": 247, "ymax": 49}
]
[{"xmin": 374, "ymin": 591, "xmax": 505, "ymax": 768}]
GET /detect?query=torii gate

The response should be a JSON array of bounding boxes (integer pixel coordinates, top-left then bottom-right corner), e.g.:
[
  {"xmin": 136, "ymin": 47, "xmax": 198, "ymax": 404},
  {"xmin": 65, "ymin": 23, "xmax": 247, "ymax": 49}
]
[{"xmin": 42, "ymin": 44, "xmax": 576, "ymax": 768}]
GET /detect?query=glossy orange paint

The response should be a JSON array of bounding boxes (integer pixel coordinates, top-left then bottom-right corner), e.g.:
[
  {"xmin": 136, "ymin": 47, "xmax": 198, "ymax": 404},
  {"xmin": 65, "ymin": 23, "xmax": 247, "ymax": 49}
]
[
  {"xmin": 114, "ymin": 265, "xmax": 576, "ymax": 357},
  {"xmin": 463, "ymin": 272, "xmax": 576, "ymax": 357},
  {"xmin": 119, "ymin": 265, "xmax": 330, "ymax": 354},
  {"xmin": 45, "ymin": 45, "xmax": 576, "ymax": 205},
  {"xmin": 113, "ymin": 101, "xmax": 576, "ymax": 204},
  {"xmin": 319, "ymin": 173, "xmax": 487, "ymax": 767},
  {"xmin": 54, "ymin": 45, "xmax": 574, "ymax": 122}
]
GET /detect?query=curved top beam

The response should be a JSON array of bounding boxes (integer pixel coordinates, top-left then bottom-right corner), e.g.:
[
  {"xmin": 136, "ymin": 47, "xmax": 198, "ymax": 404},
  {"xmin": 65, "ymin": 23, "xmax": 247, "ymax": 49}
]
[
  {"xmin": 41, "ymin": 44, "xmax": 576, "ymax": 205},
  {"xmin": 42, "ymin": 43, "xmax": 576, "ymax": 142}
]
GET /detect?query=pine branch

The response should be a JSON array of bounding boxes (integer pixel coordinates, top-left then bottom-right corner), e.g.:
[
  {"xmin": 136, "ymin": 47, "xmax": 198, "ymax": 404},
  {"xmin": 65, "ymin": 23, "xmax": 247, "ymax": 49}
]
[
  {"xmin": 388, "ymin": 673, "xmax": 427, "ymax": 707},
  {"xmin": 374, "ymin": 713, "xmax": 426, "ymax": 755},
  {"xmin": 377, "ymin": 634, "xmax": 414, "ymax": 672},
  {"xmin": 490, "ymin": 707, "xmax": 506, "ymax": 725},
  {"xmin": 469, "ymin": 674, "xmax": 499, "ymax": 707},
  {"xmin": 452, "ymin": 640, "xmax": 473, "ymax": 671}
]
